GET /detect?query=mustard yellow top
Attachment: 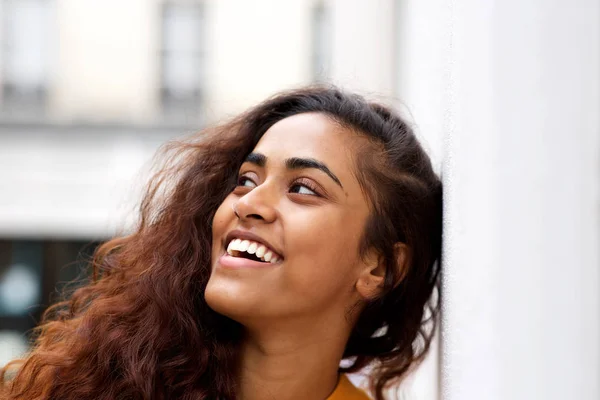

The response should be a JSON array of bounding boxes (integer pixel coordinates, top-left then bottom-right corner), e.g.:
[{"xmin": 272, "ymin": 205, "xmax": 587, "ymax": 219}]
[{"xmin": 326, "ymin": 374, "xmax": 371, "ymax": 400}]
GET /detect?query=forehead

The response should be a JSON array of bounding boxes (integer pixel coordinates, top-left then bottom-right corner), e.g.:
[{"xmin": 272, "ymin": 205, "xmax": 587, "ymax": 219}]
[{"xmin": 254, "ymin": 112, "xmax": 358, "ymax": 168}]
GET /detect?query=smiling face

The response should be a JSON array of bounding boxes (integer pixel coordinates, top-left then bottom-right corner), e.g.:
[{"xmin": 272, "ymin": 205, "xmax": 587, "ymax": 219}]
[{"xmin": 206, "ymin": 113, "xmax": 381, "ymax": 328}]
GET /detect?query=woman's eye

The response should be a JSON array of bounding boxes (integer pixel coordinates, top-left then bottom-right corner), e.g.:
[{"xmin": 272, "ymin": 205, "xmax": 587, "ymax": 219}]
[
  {"xmin": 289, "ymin": 183, "xmax": 318, "ymax": 196},
  {"xmin": 237, "ymin": 176, "xmax": 257, "ymax": 188}
]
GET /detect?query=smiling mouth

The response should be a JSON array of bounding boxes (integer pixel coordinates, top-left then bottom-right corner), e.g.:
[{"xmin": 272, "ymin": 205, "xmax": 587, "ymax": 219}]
[{"xmin": 226, "ymin": 239, "xmax": 281, "ymax": 264}]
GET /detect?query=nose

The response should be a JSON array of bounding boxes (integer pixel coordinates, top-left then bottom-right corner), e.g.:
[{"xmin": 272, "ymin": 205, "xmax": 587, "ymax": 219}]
[{"xmin": 233, "ymin": 183, "xmax": 277, "ymax": 224}]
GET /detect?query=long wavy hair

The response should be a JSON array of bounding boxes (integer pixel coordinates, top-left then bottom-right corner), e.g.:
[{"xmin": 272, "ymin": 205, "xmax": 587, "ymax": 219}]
[{"xmin": 0, "ymin": 87, "xmax": 442, "ymax": 400}]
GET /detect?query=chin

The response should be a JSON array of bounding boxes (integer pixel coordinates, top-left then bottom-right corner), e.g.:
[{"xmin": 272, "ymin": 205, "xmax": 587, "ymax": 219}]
[
  {"xmin": 206, "ymin": 278, "xmax": 287, "ymax": 329},
  {"xmin": 205, "ymin": 276, "xmax": 251, "ymax": 322}
]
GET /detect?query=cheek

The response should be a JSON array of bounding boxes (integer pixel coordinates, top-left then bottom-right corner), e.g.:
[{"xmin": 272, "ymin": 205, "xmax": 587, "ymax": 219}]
[
  {"xmin": 284, "ymin": 211, "xmax": 366, "ymax": 297},
  {"xmin": 211, "ymin": 197, "xmax": 234, "ymax": 253},
  {"xmin": 212, "ymin": 196, "xmax": 233, "ymax": 233}
]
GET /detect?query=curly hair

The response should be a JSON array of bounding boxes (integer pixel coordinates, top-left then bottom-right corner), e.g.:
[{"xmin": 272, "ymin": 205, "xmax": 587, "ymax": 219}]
[{"xmin": 0, "ymin": 87, "xmax": 442, "ymax": 400}]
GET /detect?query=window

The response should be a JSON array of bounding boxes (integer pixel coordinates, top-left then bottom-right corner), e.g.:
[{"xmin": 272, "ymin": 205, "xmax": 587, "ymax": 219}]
[
  {"xmin": 311, "ymin": 2, "xmax": 332, "ymax": 83},
  {"xmin": 1, "ymin": 0, "xmax": 53, "ymax": 115},
  {"xmin": 0, "ymin": 240, "xmax": 99, "ymax": 366},
  {"xmin": 160, "ymin": 1, "xmax": 205, "ymax": 121}
]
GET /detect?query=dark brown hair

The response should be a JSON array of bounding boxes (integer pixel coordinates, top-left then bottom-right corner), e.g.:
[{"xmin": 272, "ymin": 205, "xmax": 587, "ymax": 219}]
[{"xmin": 0, "ymin": 86, "xmax": 442, "ymax": 400}]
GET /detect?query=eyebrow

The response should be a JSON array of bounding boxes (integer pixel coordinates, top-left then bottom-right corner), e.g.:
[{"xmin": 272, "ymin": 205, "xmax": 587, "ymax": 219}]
[{"xmin": 243, "ymin": 152, "xmax": 343, "ymax": 188}]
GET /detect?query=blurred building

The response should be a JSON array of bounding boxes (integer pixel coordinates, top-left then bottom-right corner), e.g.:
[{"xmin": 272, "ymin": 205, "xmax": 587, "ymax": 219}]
[
  {"xmin": 0, "ymin": 0, "xmax": 400, "ymax": 237},
  {"xmin": 0, "ymin": 0, "xmax": 424, "ymax": 396}
]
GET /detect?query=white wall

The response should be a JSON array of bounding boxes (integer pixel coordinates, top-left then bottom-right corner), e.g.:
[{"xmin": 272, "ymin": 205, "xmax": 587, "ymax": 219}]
[
  {"xmin": 441, "ymin": 1, "xmax": 600, "ymax": 399},
  {"xmin": 395, "ymin": 1, "xmax": 600, "ymax": 399},
  {"xmin": 395, "ymin": 0, "xmax": 448, "ymax": 171}
]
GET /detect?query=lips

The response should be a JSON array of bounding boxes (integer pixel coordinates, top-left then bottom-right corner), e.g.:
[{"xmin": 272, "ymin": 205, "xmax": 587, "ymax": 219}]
[{"xmin": 218, "ymin": 253, "xmax": 278, "ymax": 269}]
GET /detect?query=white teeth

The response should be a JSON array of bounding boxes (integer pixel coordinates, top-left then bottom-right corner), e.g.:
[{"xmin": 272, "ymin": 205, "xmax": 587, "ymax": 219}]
[
  {"xmin": 255, "ymin": 245, "xmax": 266, "ymax": 258},
  {"xmin": 227, "ymin": 241, "xmax": 235, "ymax": 254},
  {"xmin": 226, "ymin": 238, "xmax": 282, "ymax": 263},
  {"xmin": 263, "ymin": 251, "xmax": 272, "ymax": 262}
]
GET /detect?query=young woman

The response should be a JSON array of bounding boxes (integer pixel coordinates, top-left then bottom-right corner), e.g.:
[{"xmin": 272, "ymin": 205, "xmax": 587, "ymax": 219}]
[{"xmin": 1, "ymin": 87, "xmax": 442, "ymax": 400}]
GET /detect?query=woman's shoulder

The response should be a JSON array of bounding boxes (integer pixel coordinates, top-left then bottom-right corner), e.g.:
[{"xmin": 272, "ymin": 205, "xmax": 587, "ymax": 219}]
[{"xmin": 327, "ymin": 374, "xmax": 371, "ymax": 400}]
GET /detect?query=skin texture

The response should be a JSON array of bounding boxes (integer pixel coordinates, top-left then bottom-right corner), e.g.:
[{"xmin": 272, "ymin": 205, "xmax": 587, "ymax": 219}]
[{"xmin": 205, "ymin": 113, "xmax": 384, "ymax": 400}]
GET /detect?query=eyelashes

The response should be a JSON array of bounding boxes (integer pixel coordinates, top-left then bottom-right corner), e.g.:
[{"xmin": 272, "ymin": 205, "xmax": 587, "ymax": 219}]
[
  {"xmin": 289, "ymin": 178, "xmax": 320, "ymax": 196},
  {"xmin": 235, "ymin": 175, "xmax": 322, "ymax": 197}
]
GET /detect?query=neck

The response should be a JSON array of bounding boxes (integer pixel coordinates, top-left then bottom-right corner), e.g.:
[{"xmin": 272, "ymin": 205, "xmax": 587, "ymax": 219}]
[{"xmin": 237, "ymin": 317, "xmax": 350, "ymax": 400}]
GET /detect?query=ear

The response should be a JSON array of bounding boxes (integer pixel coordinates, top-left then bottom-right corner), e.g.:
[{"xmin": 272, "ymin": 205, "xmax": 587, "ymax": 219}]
[
  {"xmin": 355, "ymin": 249, "xmax": 385, "ymax": 300},
  {"xmin": 355, "ymin": 243, "xmax": 410, "ymax": 300}
]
